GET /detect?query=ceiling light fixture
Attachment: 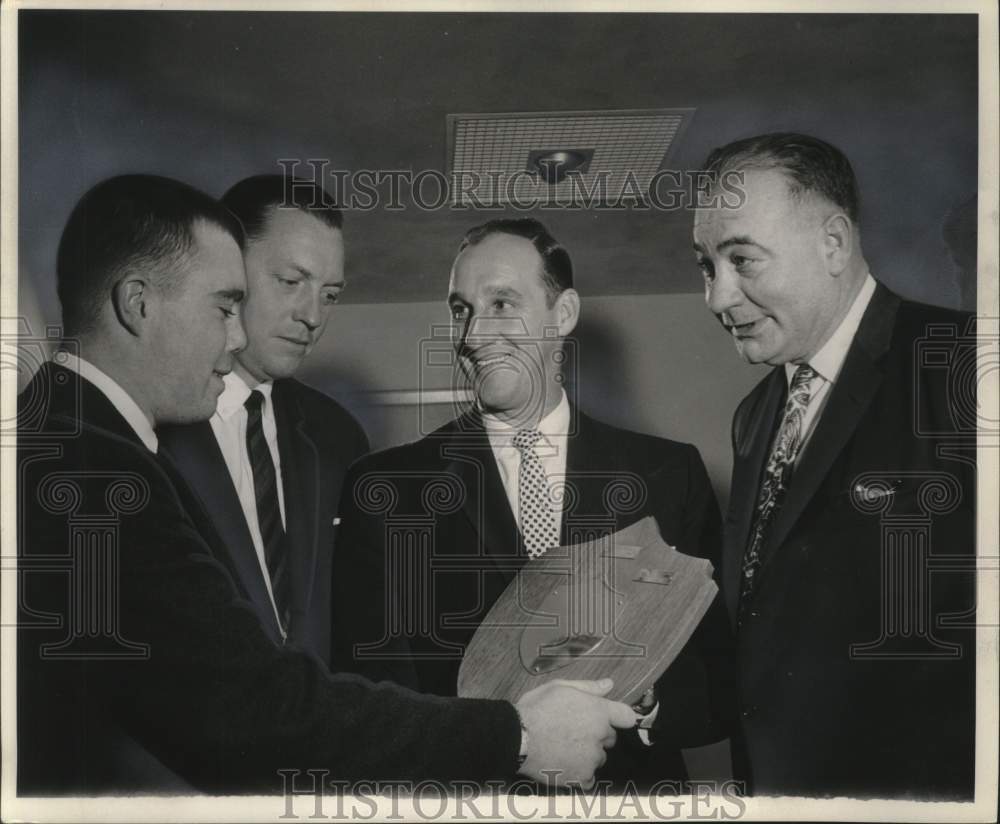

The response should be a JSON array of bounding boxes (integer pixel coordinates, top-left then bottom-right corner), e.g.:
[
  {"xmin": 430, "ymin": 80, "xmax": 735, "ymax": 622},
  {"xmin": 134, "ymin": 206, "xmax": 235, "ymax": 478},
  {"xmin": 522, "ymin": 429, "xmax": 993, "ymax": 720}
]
[
  {"xmin": 527, "ymin": 148, "xmax": 594, "ymax": 184},
  {"xmin": 448, "ymin": 108, "xmax": 695, "ymax": 206}
]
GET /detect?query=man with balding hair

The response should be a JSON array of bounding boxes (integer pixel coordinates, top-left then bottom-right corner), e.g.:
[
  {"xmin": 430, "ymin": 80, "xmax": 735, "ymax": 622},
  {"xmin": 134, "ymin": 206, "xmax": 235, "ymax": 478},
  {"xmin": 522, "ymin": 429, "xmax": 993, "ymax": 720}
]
[
  {"xmin": 693, "ymin": 133, "xmax": 976, "ymax": 798},
  {"xmin": 334, "ymin": 218, "xmax": 737, "ymax": 788}
]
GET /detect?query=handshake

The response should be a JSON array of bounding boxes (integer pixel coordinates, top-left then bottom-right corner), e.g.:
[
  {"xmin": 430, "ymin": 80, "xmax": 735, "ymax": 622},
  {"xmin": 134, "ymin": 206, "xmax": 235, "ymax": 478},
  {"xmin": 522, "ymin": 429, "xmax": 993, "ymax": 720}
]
[{"xmin": 513, "ymin": 677, "xmax": 639, "ymax": 789}]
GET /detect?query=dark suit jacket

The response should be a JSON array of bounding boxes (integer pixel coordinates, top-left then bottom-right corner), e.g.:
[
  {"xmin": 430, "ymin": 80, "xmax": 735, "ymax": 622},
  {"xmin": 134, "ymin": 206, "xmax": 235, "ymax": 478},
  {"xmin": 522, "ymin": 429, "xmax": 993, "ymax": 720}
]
[
  {"xmin": 725, "ymin": 284, "xmax": 976, "ymax": 799},
  {"xmin": 332, "ymin": 407, "xmax": 738, "ymax": 785},
  {"xmin": 157, "ymin": 378, "xmax": 368, "ymax": 661},
  {"xmin": 17, "ymin": 362, "xmax": 520, "ymax": 795}
]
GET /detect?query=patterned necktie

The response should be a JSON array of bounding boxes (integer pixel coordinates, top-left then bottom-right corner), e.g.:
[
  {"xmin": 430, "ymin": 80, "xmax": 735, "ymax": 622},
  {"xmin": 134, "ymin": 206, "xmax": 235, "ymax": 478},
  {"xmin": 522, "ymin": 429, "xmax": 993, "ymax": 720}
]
[
  {"xmin": 245, "ymin": 389, "xmax": 290, "ymax": 631},
  {"xmin": 512, "ymin": 429, "xmax": 560, "ymax": 559},
  {"xmin": 739, "ymin": 364, "xmax": 818, "ymax": 618}
]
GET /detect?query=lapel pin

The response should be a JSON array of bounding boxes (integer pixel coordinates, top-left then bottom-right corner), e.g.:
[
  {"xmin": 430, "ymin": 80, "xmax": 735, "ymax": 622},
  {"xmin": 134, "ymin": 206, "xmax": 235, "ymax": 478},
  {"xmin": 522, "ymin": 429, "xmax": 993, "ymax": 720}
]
[{"xmin": 853, "ymin": 481, "xmax": 900, "ymax": 499}]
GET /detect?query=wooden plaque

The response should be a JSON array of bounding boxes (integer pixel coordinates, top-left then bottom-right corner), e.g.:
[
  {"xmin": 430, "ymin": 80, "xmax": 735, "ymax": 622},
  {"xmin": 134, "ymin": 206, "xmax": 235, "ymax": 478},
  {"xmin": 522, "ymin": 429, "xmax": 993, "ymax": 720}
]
[{"xmin": 457, "ymin": 516, "xmax": 718, "ymax": 705}]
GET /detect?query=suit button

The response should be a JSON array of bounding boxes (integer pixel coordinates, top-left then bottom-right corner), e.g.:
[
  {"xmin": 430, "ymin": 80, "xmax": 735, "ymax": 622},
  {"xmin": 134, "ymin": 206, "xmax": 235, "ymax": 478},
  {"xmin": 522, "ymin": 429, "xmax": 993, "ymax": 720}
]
[
  {"xmin": 741, "ymin": 704, "xmax": 758, "ymax": 719},
  {"xmin": 748, "ymin": 610, "xmax": 759, "ymax": 619}
]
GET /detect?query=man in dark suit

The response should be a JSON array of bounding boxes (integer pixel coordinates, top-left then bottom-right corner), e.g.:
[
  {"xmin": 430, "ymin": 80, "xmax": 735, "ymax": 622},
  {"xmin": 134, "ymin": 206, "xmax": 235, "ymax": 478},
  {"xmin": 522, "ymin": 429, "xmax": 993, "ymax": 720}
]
[
  {"xmin": 333, "ymin": 218, "xmax": 737, "ymax": 787},
  {"xmin": 17, "ymin": 175, "xmax": 638, "ymax": 795},
  {"xmin": 159, "ymin": 176, "xmax": 368, "ymax": 662},
  {"xmin": 692, "ymin": 133, "xmax": 977, "ymax": 799}
]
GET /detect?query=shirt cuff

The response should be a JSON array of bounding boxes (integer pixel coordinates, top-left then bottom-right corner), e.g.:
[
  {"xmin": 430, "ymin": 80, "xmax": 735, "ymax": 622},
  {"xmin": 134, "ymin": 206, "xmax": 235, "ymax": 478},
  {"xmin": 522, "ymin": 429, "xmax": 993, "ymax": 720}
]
[{"xmin": 637, "ymin": 701, "xmax": 660, "ymax": 746}]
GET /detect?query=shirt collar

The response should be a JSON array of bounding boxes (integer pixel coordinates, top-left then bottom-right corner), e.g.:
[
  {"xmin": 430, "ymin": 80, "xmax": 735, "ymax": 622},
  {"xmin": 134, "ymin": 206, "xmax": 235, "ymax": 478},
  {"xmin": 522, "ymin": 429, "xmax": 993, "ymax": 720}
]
[
  {"xmin": 58, "ymin": 352, "xmax": 159, "ymax": 453},
  {"xmin": 786, "ymin": 272, "xmax": 877, "ymax": 387},
  {"xmin": 482, "ymin": 391, "xmax": 570, "ymax": 447},
  {"xmin": 215, "ymin": 371, "xmax": 274, "ymax": 419}
]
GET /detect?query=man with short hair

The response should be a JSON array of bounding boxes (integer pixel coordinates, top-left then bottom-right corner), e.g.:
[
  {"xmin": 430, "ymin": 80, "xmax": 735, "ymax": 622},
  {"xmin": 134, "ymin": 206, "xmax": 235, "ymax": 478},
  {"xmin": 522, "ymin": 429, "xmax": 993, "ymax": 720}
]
[
  {"xmin": 692, "ymin": 133, "xmax": 976, "ymax": 798},
  {"xmin": 159, "ymin": 176, "xmax": 368, "ymax": 660},
  {"xmin": 17, "ymin": 176, "xmax": 638, "ymax": 795},
  {"xmin": 333, "ymin": 218, "xmax": 737, "ymax": 786}
]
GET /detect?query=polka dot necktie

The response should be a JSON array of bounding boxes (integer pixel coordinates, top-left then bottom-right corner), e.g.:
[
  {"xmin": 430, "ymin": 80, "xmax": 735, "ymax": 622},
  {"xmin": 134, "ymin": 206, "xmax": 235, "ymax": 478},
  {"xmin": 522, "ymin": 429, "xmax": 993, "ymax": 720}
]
[
  {"xmin": 739, "ymin": 364, "xmax": 818, "ymax": 621},
  {"xmin": 512, "ymin": 429, "xmax": 560, "ymax": 559}
]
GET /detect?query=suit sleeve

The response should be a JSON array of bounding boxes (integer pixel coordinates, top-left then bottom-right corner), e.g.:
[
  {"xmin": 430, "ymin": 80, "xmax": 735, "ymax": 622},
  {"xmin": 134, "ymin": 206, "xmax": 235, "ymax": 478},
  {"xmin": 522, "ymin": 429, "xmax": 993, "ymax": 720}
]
[
  {"xmin": 330, "ymin": 458, "xmax": 422, "ymax": 689},
  {"xmin": 650, "ymin": 445, "xmax": 739, "ymax": 751},
  {"xmin": 107, "ymin": 453, "xmax": 519, "ymax": 791}
]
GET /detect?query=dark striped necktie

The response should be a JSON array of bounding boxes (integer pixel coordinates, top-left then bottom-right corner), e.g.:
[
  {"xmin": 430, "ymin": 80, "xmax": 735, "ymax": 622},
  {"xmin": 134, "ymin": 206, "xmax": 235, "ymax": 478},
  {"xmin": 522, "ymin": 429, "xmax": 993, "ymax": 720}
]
[{"xmin": 244, "ymin": 389, "xmax": 290, "ymax": 632}]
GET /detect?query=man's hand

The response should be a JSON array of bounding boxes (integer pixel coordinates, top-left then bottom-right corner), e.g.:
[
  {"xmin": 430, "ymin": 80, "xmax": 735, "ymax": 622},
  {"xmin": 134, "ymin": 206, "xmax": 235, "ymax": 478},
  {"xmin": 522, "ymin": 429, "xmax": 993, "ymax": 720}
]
[{"xmin": 514, "ymin": 678, "xmax": 638, "ymax": 789}]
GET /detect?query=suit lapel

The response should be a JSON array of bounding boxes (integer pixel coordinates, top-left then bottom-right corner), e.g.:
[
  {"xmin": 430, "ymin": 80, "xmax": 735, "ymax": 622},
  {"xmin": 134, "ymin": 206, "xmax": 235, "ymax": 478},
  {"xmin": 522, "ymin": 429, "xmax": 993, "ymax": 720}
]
[
  {"xmin": 725, "ymin": 369, "xmax": 786, "ymax": 621},
  {"xmin": 560, "ymin": 411, "xmax": 623, "ymax": 541},
  {"xmin": 761, "ymin": 285, "xmax": 900, "ymax": 568},
  {"xmin": 445, "ymin": 414, "xmax": 526, "ymax": 585},
  {"xmin": 272, "ymin": 381, "xmax": 321, "ymax": 621},
  {"xmin": 157, "ymin": 420, "xmax": 284, "ymax": 643},
  {"xmin": 447, "ymin": 409, "xmax": 616, "ymax": 575},
  {"xmin": 445, "ymin": 407, "xmax": 635, "ymax": 581}
]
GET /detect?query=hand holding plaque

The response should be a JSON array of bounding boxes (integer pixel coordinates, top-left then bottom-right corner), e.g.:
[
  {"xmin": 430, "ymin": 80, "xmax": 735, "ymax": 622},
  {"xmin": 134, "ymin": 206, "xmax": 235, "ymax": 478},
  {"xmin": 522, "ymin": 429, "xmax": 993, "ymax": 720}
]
[{"xmin": 458, "ymin": 516, "xmax": 718, "ymax": 705}]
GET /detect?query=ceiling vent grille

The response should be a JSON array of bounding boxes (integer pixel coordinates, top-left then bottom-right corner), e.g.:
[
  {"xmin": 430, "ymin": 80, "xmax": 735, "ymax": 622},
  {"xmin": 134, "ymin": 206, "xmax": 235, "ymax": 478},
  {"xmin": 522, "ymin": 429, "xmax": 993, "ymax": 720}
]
[{"xmin": 447, "ymin": 108, "xmax": 694, "ymax": 207}]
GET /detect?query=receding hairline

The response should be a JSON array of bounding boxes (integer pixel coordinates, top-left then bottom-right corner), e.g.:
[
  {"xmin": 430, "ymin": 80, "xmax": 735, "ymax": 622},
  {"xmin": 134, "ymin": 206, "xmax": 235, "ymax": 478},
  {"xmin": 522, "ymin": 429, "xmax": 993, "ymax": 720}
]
[
  {"xmin": 450, "ymin": 230, "xmax": 548, "ymax": 284},
  {"xmin": 251, "ymin": 202, "xmax": 345, "ymax": 239},
  {"xmin": 702, "ymin": 164, "xmax": 846, "ymax": 230},
  {"xmin": 457, "ymin": 227, "xmax": 541, "ymax": 256},
  {"xmin": 143, "ymin": 217, "xmax": 244, "ymax": 290},
  {"xmin": 703, "ymin": 133, "xmax": 861, "ymax": 224}
]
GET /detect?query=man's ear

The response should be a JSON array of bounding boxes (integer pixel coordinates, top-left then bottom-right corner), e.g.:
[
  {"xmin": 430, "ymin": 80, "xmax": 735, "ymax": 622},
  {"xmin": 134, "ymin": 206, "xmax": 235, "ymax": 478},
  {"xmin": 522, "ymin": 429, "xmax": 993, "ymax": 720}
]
[
  {"xmin": 112, "ymin": 277, "xmax": 150, "ymax": 337},
  {"xmin": 822, "ymin": 213, "xmax": 854, "ymax": 276},
  {"xmin": 555, "ymin": 288, "xmax": 580, "ymax": 336}
]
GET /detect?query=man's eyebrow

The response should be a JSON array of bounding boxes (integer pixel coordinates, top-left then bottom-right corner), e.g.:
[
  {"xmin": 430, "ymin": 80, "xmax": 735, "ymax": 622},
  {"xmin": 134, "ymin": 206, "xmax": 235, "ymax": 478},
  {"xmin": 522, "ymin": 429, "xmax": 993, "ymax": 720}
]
[
  {"xmin": 447, "ymin": 284, "xmax": 524, "ymax": 303},
  {"xmin": 288, "ymin": 264, "xmax": 345, "ymax": 289},
  {"xmin": 216, "ymin": 288, "xmax": 245, "ymax": 302},
  {"xmin": 718, "ymin": 236, "xmax": 770, "ymax": 253},
  {"xmin": 694, "ymin": 236, "xmax": 771, "ymax": 255},
  {"xmin": 490, "ymin": 285, "xmax": 524, "ymax": 299}
]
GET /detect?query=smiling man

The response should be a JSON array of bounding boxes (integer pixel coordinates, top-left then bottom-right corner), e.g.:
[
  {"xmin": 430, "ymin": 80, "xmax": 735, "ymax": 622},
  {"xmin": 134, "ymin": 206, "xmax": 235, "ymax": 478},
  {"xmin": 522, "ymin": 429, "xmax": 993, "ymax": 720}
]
[
  {"xmin": 333, "ymin": 218, "xmax": 737, "ymax": 787},
  {"xmin": 447, "ymin": 225, "xmax": 577, "ymax": 430},
  {"xmin": 693, "ymin": 133, "xmax": 976, "ymax": 799},
  {"xmin": 159, "ymin": 175, "xmax": 368, "ymax": 662}
]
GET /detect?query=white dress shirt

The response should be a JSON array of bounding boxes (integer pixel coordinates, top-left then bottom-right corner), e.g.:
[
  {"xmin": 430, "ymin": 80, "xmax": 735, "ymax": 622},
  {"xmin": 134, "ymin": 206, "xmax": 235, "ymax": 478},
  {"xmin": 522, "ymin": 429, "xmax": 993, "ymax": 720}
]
[
  {"xmin": 209, "ymin": 371, "xmax": 287, "ymax": 632},
  {"xmin": 483, "ymin": 391, "xmax": 571, "ymax": 536},
  {"xmin": 58, "ymin": 352, "xmax": 158, "ymax": 453},
  {"xmin": 787, "ymin": 273, "xmax": 877, "ymax": 462}
]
